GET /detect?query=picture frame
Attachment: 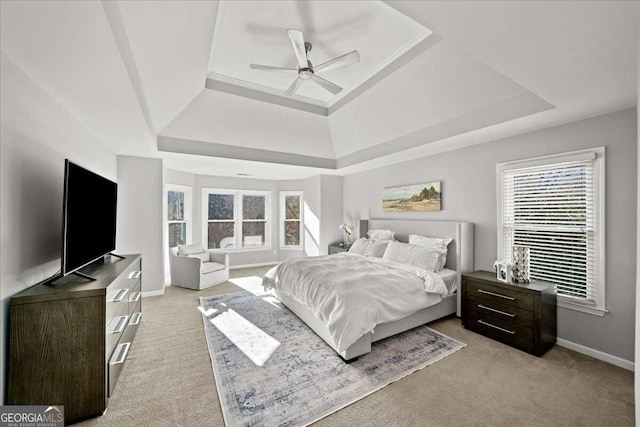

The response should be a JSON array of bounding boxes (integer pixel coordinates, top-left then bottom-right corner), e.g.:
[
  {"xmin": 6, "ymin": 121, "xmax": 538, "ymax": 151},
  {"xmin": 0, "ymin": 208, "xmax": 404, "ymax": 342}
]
[{"xmin": 495, "ymin": 261, "xmax": 512, "ymax": 283}]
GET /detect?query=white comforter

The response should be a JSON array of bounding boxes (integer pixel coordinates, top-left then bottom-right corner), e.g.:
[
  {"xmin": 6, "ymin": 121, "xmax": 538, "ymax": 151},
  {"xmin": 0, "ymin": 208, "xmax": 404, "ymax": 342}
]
[{"xmin": 263, "ymin": 254, "xmax": 448, "ymax": 353}]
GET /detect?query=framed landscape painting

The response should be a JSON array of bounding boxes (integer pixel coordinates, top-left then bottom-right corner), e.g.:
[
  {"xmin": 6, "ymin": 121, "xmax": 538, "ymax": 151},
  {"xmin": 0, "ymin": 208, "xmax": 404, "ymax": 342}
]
[{"xmin": 382, "ymin": 182, "xmax": 441, "ymax": 212}]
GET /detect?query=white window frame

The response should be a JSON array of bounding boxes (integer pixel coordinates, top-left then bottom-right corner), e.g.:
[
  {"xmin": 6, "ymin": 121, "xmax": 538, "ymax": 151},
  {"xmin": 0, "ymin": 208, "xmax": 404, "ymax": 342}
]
[
  {"xmin": 280, "ymin": 191, "xmax": 304, "ymax": 250},
  {"xmin": 496, "ymin": 147, "xmax": 606, "ymax": 316},
  {"xmin": 202, "ymin": 188, "xmax": 271, "ymax": 252},
  {"xmin": 166, "ymin": 184, "xmax": 192, "ymax": 248}
]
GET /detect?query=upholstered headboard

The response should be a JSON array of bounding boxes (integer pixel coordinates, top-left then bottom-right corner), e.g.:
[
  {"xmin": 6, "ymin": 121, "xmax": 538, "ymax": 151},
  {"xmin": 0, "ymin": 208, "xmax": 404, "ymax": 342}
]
[{"xmin": 359, "ymin": 219, "xmax": 474, "ymax": 316}]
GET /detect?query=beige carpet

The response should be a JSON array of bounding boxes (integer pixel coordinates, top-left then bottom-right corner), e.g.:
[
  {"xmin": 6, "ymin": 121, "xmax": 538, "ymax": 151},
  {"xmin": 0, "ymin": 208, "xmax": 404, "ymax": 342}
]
[{"xmin": 79, "ymin": 266, "xmax": 634, "ymax": 427}]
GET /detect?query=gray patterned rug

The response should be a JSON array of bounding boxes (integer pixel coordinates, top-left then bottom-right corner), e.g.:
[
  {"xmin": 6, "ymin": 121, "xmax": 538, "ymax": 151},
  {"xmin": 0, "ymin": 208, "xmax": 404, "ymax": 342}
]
[{"xmin": 200, "ymin": 292, "xmax": 465, "ymax": 427}]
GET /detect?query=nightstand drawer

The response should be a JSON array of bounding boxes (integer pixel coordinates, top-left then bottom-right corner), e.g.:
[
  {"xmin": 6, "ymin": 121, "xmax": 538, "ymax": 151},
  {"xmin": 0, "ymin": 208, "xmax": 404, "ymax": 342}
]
[
  {"xmin": 466, "ymin": 309, "xmax": 534, "ymax": 353},
  {"xmin": 464, "ymin": 279, "xmax": 535, "ymax": 311},
  {"xmin": 467, "ymin": 295, "xmax": 534, "ymax": 328}
]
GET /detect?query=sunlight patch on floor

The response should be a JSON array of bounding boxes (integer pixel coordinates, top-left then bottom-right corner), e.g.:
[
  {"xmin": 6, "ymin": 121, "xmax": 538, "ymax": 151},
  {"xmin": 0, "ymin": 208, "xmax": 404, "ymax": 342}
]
[
  {"xmin": 210, "ymin": 308, "xmax": 280, "ymax": 367},
  {"xmin": 197, "ymin": 306, "xmax": 218, "ymax": 317},
  {"xmin": 261, "ymin": 295, "xmax": 282, "ymax": 309},
  {"xmin": 230, "ymin": 276, "xmax": 270, "ymax": 296}
]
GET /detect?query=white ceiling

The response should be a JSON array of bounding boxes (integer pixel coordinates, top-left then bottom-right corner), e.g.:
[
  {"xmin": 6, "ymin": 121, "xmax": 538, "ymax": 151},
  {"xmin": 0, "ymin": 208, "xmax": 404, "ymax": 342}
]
[
  {"xmin": 0, "ymin": 1, "xmax": 637, "ymax": 180},
  {"xmin": 208, "ymin": 0, "xmax": 430, "ymax": 106}
]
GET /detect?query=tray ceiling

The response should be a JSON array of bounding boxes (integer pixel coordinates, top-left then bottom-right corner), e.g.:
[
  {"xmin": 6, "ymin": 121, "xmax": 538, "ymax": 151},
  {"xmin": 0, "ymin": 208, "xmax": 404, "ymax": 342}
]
[{"xmin": 207, "ymin": 1, "xmax": 431, "ymax": 110}]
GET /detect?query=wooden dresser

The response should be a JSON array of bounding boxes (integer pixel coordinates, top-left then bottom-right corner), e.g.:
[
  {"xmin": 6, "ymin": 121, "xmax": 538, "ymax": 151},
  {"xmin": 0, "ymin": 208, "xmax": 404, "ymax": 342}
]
[
  {"xmin": 462, "ymin": 270, "xmax": 556, "ymax": 356},
  {"xmin": 8, "ymin": 254, "xmax": 142, "ymax": 424}
]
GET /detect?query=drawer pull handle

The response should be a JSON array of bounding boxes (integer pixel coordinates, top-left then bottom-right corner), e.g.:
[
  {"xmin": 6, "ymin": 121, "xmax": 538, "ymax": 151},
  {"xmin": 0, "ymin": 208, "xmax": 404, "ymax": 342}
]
[
  {"xmin": 113, "ymin": 315, "xmax": 129, "ymax": 334},
  {"xmin": 113, "ymin": 289, "xmax": 128, "ymax": 302},
  {"xmin": 110, "ymin": 342, "xmax": 131, "ymax": 365},
  {"xmin": 130, "ymin": 292, "xmax": 142, "ymax": 303},
  {"xmin": 128, "ymin": 271, "xmax": 142, "ymax": 280},
  {"xmin": 478, "ymin": 289, "xmax": 515, "ymax": 301},
  {"xmin": 478, "ymin": 320, "xmax": 516, "ymax": 335},
  {"xmin": 477, "ymin": 304, "xmax": 516, "ymax": 318},
  {"xmin": 129, "ymin": 312, "xmax": 142, "ymax": 326}
]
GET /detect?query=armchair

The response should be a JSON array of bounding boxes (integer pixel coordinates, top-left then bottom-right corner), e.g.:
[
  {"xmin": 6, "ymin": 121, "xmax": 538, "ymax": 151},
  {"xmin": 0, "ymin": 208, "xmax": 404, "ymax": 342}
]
[{"xmin": 169, "ymin": 246, "xmax": 230, "ymax": 290}]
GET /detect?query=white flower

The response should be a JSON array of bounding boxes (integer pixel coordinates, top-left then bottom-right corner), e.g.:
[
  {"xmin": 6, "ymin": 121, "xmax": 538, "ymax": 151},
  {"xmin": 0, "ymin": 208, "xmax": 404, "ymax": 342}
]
[{"xmin": 339, "ymin": 222, "xmax": 353, "ymax": 235}]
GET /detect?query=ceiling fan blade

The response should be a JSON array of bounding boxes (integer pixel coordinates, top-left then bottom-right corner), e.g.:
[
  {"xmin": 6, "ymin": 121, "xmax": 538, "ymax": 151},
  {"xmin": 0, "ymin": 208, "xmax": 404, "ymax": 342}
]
[
  {"xmin": 284, "ymin": 77, "xmax": 303, "ymax": 96},
  {"xmin": 250, "ymin": 64, "xmax": 297, "ymax": 72},
  {"xmin": 314, "ymin": 50, "xmax": 360, "ymax": 73},
  {"xmin": 287, "ymin": 29, "xmax": 308, "ymax": 69},
  {"xmin": 311, "ymin": 74, "xmax": 342, "ymax": 95}
]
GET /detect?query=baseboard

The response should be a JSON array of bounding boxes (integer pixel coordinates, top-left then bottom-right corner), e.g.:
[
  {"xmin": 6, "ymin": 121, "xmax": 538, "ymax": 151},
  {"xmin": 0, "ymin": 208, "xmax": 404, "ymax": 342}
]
[
  {"xmin": 142, "ymin": 288, "xmax": 165, "ymax": 298},
  {"xmin": 230, "ymin": 262, "xmax": 279, "ymax": 270},
  {"xmin": 556, "ymin": 338, "xmax": 634, "ymax": 371}
]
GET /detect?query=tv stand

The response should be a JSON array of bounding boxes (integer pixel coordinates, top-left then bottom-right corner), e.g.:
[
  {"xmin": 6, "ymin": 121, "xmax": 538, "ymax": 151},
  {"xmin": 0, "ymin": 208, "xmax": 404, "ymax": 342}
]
[{"xmin": 71, "ymin": 270, "xmax": 97, "ymax": 281}]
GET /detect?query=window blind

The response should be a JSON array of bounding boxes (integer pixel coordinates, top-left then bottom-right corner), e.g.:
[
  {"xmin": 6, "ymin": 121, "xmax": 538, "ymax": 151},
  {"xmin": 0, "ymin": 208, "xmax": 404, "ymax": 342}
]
[{"xmin": 502, "ymin": 160, "xmax": 597, "ymax": 302}]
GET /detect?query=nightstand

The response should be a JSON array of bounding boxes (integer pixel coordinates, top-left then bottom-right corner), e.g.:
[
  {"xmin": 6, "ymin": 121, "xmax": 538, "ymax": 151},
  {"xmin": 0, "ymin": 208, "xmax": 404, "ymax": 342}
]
[
  {"xmin": 328, "ymin": 244, "xmax": 350, "ymax": 254},
  {"xmin": 462, "ymin": 271, "xmax": 557, "ymax": 356}
]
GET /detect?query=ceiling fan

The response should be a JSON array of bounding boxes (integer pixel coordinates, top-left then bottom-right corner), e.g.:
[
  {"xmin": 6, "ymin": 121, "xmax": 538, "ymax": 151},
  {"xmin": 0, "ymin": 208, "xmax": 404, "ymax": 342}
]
[{"xmin": 249, "ymin": 29, "xmax": 360, "ymax": 97}]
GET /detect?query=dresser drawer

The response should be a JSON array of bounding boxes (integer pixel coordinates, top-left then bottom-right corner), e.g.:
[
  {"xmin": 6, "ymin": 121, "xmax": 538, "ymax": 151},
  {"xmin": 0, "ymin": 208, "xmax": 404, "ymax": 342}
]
[
  {"xmin": 467, "ymin": 295, "xmax": 534, "ymax": 328},
  {"xmin": 464, "ymin": 279, "xmax": 535, "ymax": 311},
  {"xmin": 106, "ymin": 262, "xmax": 141, "ymax": 322},
  {"xmin": 466, "ymin": 309, "xmax": 534, "ymax": 353},
  {"xmin": 106, "ymin": 305, "xmax": 129, "ymax": 359},
  {"xmin": 107, "ymin": 300, "xmax": 140, "ymax": 397},
  {"xmin": 128, "ymin": 279, "xmax": 142, "ymax": 313}
]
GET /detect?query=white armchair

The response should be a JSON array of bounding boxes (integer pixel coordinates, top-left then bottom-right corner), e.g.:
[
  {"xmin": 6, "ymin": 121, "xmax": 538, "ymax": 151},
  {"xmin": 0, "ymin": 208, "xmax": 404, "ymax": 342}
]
[{"xmin": 169, "ymin": 244, "xmax": 230, "ymax": 291}]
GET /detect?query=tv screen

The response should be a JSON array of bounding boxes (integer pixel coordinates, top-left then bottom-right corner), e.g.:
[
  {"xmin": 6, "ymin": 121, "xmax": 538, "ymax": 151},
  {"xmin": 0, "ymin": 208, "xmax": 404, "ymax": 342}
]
[{"xmin": 62, "ymin": 160, "xmax": 117, "ymax": 276}]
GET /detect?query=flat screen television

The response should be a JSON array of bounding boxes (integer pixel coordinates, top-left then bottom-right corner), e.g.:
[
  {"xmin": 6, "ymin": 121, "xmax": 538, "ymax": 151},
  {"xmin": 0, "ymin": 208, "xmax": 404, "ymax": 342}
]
[{"xmin": 62, "ymin": 160, "xmax": 118, "ymax": 277}]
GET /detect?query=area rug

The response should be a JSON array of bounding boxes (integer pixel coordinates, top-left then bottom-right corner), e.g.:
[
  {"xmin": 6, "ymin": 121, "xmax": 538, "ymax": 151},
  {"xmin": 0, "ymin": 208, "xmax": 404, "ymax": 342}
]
[{"xmin": 199, "ymin": 292, "xmax": 466, "ymax": 427}]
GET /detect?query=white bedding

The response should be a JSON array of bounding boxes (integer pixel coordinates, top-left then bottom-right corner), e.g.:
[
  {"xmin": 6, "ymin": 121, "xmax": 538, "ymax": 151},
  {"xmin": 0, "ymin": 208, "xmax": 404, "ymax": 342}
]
[
  {"xmin": 262, "ymin": 253, "xmax": 448, "ymax": 353},
  {"xmin": 439, "ymin": 268, "xmax": 458, "ymax": 294}
]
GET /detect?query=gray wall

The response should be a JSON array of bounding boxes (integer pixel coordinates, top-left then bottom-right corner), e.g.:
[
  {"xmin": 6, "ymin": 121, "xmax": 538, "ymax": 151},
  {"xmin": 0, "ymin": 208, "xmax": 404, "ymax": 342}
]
[
  {"xmin": 116, "ymin": 155, "xmax": 165, "ymax": 294},
  {"xmin": 0, "ymin": 52, "xmax": 117, "ymax": 403},
  {"xmin": 343, "ymin": 108, "xmax": 637, "ymax": 361},
  {"xmin": 164, "ymin": 171, "xmax": 344, "ymax": 267}
]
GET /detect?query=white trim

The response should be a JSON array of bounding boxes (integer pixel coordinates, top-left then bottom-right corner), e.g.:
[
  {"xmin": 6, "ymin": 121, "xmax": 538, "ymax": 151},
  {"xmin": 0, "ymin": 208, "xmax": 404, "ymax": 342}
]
[
  {"xmin": 229, "ymin": 262, "xmax": 279, "ymax": 270},
  {"xmin": 142, "ymin": 289, "xmax": 165, "ymax": 298},
  {"xmin": 279, "ymin": 191, "xmax": 304, "ymax": 250},
  {"xmin": 557, "ymin": 299, "xmax": 607, "ymax": 316},
  {"xmin": 496, "ymin": 147, "xmax": 606, "ymax": 315},
  {"xmin": 556, "ymin": 338, "xmax": 634, "ymax": 371}
]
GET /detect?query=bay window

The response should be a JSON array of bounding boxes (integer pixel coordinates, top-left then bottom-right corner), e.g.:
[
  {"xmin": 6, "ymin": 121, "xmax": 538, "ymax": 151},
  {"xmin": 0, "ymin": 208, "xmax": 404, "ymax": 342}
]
[
  {"xmin": 167, "ymin": 184, "xmax": 191, "ymax": 247},
  {"xmin": 280, "ymin": 191, "xmax": 304, "ymax": 249},
  {"xmin": 203, "ymin": 189, "xmax": 270, "ymax": 251}
]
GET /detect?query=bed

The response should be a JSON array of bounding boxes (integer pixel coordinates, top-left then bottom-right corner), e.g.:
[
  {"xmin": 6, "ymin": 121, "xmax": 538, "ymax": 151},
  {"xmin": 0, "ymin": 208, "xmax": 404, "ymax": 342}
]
[{"xmin": 264, "ymin": 219, "xmax": 474, "ymax": 361}]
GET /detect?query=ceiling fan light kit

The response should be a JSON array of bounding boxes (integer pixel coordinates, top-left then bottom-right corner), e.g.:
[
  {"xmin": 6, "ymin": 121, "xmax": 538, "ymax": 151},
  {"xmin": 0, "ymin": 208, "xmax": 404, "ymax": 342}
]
[{"xmin": 249, "ymin": 29, "xmax": 360, "ymax": 97}]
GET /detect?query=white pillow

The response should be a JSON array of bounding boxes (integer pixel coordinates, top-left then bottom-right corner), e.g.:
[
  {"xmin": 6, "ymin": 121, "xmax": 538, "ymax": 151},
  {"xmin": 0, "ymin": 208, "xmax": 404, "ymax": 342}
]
[
  {"xmin": 408, "ymin": 235, "xmax": 452, "ymax": 249},
  {"xmin": 367, "ymin": 229, "xmax": 396, "ymax": 241},
  {"xmin": 382, "ymin": 241, "xmax": 445, "ymax": 272},
  {"xmin": 348, "ymin": 238, "xmax": 390, "ymax": 258},
  {"xmin": 408, "ymin": 235, "xmax": 452, "ymax": 272},
  {"xmin": 368, "ymin": 240, "xmax": 390, "ymax": 258},
  {"xmin": 188, "ymin": 252, "xmax": 209, "ymax": 263},
  {"xmin": 178, "ymin": 243, "xmax": 205, "ymax": 255},
  {"xmin": 348, "ymin": 238, "xmax": 369, "ymax": 255}
]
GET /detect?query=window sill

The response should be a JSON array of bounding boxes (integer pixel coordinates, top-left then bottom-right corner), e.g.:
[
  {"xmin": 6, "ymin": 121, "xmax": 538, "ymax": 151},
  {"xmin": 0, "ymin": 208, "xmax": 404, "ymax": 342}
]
[
  {"xmin": 557, "ymin": 299, "xmax": 607, "ymax": 317},
  {"xmin": 279, "ymin": 246, "xmax": 304, "ymax": 251},
  {"xmin": 209, "ymin": 247, "xmax": 272, "ymax": 253}
]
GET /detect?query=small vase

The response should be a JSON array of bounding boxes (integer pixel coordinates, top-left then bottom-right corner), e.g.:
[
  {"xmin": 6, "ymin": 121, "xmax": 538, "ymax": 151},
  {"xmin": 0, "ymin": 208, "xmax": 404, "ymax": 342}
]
[
  {"xmin": 343, "ymin": 232, "xmax": 351, "ymax": 247},
  {"xmin": 512, "ymin": 246, "xmax": 530, "ymax": 283}
]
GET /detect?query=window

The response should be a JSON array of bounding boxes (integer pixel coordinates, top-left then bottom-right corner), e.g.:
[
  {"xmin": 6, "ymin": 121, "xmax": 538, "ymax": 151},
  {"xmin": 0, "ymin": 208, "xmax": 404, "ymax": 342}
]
[
  {"xmin": 167, "ymin": 185, "xmax": 191, "ymax": 247},
  {"xmin": 280, "ymin": 191, "xmax": 304, "ymax": 249},
  {"xmin": 497, "ymin": 148, "xmax": 605, "ymax": 316},
  {"xmin": 203, "ymin": 189, "xmax": 270, "ymax": 251}
]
